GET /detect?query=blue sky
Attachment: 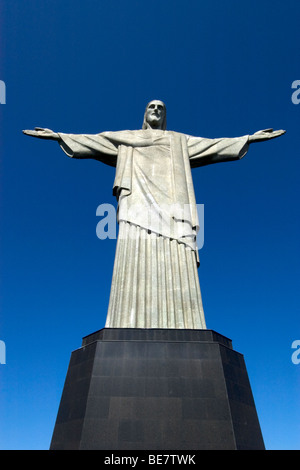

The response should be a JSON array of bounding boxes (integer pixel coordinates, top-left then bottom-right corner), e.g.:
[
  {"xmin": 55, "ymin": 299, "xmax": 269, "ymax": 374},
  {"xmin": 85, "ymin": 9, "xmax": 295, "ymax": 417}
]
[{"xmin": 0, "ymin": 0, "xmax": 299, "ymax": 450}]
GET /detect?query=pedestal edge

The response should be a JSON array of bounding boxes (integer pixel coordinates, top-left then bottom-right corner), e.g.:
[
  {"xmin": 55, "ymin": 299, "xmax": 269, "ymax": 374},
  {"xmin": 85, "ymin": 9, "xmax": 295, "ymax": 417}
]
[{"xmin": 81, "ymin": 328, "xmax": 233, "ymax": 350}]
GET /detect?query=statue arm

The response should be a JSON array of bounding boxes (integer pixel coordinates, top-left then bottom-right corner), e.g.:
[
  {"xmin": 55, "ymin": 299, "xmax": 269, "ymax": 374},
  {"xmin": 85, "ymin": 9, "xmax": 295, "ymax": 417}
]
[
  {"xmin": 187, "ymin": 128, "xmax": 285, "ymax": 168},
  {"xmin": 23, "ymin": 128, "xmax": 118, "ymax": 167},
  {"xmin": 187, "ymin": 135, "xmax": 250, "ymax": 168},
  {"xmin": 58, "ymin": 133, "xmax": 118, "ymax": 167}
]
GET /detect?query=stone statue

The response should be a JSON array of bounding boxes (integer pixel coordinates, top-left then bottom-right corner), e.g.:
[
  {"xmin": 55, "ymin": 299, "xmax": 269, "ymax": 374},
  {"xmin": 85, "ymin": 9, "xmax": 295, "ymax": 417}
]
[{"xmin": 23, "ymin": 100, "xmax": 285, "ymax": 329}]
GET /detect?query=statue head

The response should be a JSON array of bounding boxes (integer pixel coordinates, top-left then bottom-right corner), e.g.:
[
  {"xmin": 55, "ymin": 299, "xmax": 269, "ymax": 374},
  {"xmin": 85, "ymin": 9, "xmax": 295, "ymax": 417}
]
[{"xmin": 142, "ymin": 100, "xmax": 167, "ymax": 130}]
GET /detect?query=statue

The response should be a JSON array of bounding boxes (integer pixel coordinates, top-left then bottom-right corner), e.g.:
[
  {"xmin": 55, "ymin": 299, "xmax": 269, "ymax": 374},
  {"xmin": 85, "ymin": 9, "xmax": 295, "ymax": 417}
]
[{"xmin": 23, "ymin": 100, "xmax": 285, "ymax": 329}]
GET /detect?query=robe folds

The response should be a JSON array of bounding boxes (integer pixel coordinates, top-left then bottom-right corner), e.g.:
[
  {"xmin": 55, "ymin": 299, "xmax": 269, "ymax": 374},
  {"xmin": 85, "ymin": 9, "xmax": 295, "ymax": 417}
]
[{"xmin": 58, "ymin": 129, "xmax": 249, "ymax": 329}]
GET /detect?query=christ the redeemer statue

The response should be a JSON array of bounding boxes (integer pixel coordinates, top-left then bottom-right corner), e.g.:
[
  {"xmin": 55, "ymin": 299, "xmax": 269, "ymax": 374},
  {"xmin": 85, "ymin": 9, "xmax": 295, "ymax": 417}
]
[{"xmin": 23, "ymin": 100, "xmax": 285, "ymax": 330}]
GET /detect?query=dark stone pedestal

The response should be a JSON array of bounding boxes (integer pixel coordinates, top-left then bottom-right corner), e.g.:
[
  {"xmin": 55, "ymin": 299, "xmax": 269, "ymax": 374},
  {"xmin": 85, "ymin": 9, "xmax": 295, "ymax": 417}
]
[{"xmin": 50, "ymin": 328, "xmax": 264, "ymax": 450}]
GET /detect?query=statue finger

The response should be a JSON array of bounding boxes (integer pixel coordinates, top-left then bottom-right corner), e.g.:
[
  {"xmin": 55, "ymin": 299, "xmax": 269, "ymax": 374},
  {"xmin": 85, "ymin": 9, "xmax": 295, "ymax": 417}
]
[{"xmin": 23, "ymin": 129, "xmax": 38, "ymax": 135}]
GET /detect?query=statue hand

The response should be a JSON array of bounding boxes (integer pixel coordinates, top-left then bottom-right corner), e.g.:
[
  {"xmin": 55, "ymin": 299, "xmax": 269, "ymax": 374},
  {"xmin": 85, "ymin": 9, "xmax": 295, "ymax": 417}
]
[
  {"xmin": 23, "ymin": 127, "xmax": 60, "ymax": 140},
  {"xmin": 248, "ymin": 128, "xmax": 286, "ymax": 143}
]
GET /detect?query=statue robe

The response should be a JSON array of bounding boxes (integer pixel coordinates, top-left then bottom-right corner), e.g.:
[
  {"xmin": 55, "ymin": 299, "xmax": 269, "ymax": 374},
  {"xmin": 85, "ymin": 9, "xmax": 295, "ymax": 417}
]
[{"xmin": 58, "ymin": 129, "xmax": 249, "ymax": 329}]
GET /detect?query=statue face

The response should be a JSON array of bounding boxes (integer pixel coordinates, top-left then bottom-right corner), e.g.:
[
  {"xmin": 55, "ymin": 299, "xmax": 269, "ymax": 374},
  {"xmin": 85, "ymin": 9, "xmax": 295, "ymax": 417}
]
[{"xmin": 145, "ymin": 100, "xmax": 166, "ymax": 129}]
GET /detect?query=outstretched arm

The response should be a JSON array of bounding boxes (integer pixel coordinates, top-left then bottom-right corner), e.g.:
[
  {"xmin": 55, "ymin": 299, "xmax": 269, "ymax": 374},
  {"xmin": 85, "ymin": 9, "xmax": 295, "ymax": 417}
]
[
  {"xmin": 23, "ymin": 127, "xmax": 119, "ymax": 167},
  {"xmin": 188, "ymin": 134, "xmax": 250, "ymax": 168},
  {"xmin": 187, "ymin": 128, "xmax": 286, "ymax": 168}
]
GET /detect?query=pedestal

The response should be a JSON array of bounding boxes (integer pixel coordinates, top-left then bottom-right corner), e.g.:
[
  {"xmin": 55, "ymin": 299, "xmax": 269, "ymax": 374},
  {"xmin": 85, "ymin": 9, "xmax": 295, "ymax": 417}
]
[{"xmin": 50, "ymin": 328, "xmax": 265, "ymax": 450}]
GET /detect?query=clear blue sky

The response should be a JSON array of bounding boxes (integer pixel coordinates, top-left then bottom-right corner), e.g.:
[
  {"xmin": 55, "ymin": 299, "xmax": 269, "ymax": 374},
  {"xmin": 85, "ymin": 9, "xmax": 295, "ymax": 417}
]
[{"xmin": 0, "ymin": 0, "xmax": 299, "ymax": 450}]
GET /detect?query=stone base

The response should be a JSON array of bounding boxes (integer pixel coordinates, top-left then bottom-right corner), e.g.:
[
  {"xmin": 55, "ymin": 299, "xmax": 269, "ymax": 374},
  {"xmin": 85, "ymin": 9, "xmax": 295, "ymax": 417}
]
[{"xmin": 50, "ymin": 328, "xmax": 265, "ymax": 450}]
